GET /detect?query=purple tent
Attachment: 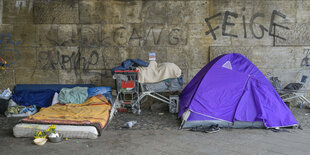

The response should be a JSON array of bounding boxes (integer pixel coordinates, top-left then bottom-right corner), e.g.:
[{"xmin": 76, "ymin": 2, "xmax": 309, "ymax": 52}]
[{"xmin": 179, "ymin": 53, "xmax": 298, "ymax": 129}]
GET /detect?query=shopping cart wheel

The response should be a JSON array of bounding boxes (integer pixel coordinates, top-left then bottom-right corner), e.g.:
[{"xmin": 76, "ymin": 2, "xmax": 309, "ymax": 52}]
[{"xmin": 169, "ymin": 95, "xmax": 179, "ymax": 114}]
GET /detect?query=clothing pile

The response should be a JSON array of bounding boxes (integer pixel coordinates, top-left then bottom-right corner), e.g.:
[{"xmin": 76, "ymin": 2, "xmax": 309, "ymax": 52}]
[{"xmin": 5, "ymin": 99, "xmax": 37, "ymax": 117}]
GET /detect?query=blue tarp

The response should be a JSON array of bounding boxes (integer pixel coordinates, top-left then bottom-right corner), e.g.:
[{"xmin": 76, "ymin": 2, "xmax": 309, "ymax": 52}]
[
  {"xmin": 12, "ymin": 84, "xmax": 94, "ymax": 107},
  {"xmin": 88, "ymin": 86, "xmax": 113, "ymax": 103}
]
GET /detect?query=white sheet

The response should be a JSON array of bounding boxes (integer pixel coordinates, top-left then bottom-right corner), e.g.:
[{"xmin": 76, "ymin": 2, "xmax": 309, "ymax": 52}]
[{"xmin": 137, "ymin": 61, "xmax": 182, "ymax": 83}]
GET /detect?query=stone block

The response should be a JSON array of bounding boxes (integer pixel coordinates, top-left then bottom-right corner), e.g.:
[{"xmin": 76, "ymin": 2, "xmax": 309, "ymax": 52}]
[
  {"xmin": 0, "ymin": 69, "xmax": 15, "ymax": 90},
  {"xmin": 12, "ymin": 24, "xmax": 36, "ymax": 46},
  {"xmin": 102, "ymin": 24, "xmax": 129, "ymax": 47},
  {"xmin": 2, "ymin": 0, "xmax": 34, "ymax": 24},
  {"xmin": 167, "ymin": 1, "xmax": 185, "ymax": 25},
  {"xmin": 127, "ymin": 24, "xmax": 144, "ymax": 47},
  {"xmin": 102, "ymin": 47, "xmax": 125, "ymax": 69},
  {"xmin": 187, "ymin": 24, "xmax": 231, "ymax": 48},
  {"xmin": 167, "ymin": 47, "xmax": 189, "ymax": 69},
  {"xmin": 0, "ymin": 25, "xmax": 13, "ymax": 34},
  {"xmin": 57, "ymin": 25, "xmax": 79, "ymax": 46},
  {"xmin": 15, "ymin": 69, "xmax": 59, "ymax": 84},
  {"xmin": 166, "ymin": 25, "xmax": 188, "ymax": 47},
  {"xmin": 60, "ymin": 69, "xmax": 107, "ymax": 86},
  {"xmin": 231, "ymin": 23, "xmax": 273, "ymax": 46},
  {"xmin": 297, "ymin": 1, "xmax": 310, "ymax": 23},
  {"xmin": 125, "ymin": 1, "xmax": 142, "ymax": 24},
  {"xmin": 142, "ymin": 1, "xmax": 167, "ymax": 24},
  {"xmin": 123, "ymin": 47, "xmax": 143, "ymax": 60},
  {"xmin": 79, "ymin": 47, "xmax": 103, "ymax": 70},
  {"xmin": 184, "ymin": 1, "xmax": 208, "ymax": 24},
  {"xmin": 143, "ymin": 24, "xmax": 167, "ymax": 47},
  {"xmin": 142, "ymin": 46, "xmax": 167, "ymax": 63},
  {"xmin": 79, "ymin": 0, "xmax": 124, "ymax": 24},
  {"xmin": 210, "ymin": 46, "xmax": 305, "ymax": 70},
  {"xmin": 252, "ymin": 1, "xmax": 297, "ymax": 24},
  {"xmin": 36, "ymin": 24, "xmax": 58, "ymax": 47},
  {"xmin": 142, "ymin": 24, "xmax": 188, "ymax": 47},
  {"xmin": 80, "ymin": 24, "xmax": 101, "ymax": 48},
  {"xmin": 81, "ymin": 69, "xmax": 102, "ymax": 86},
  {"xmin": 251, "ymin": 47, "xmax": 304, "ymax": 69},
  {"xmin": 36, "ymin": 24, "xmax": 79, "ymax": 47},
  {"xmin": 59, "ymin": 70, "xmax": 80, "ymax": 84},
  {"xmin": 33, "ymin": 0, "xmax": 79, "ymax": 24},
  {"xmin": 101, "ymin": 1, "xmax": 125, "ymax": 24},
  {"xmin": 101, "ymin": 70, "xmax": 115, "ymax": 88},
  {"xmin": 187, "ymin": 46, "xmax": 209, "ymax": 69},
  {"xmin": 1, "ymin": 46, "xmax": 36, "ymax": 70},
  {"xmin": 37, "ymin": 46, "xmax": 79, "ymax": 71},
  {"xmin": 209, "ymin": 46, "xmax": 253, "ymax": 60},
  {"xmin": 275, "ymin": 23, "xmax": 310, "ymax": 46},
  {"xmin": 79, "ymin": 0, "xmax": 104, "ymax": 24},
  {"xmin": 207, "ymin": 0, "xmax": 254, "ymax": 24}
]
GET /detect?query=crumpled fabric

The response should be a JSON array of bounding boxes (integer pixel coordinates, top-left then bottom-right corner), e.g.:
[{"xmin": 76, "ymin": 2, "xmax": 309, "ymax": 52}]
[
  {"xmin": 58, "ymin": 87, "xmax": 88, "ymax": 104},
  {"xmin": 137, "ymin": 61, "xmax": 182, "ymax": 83},
  {"xmin": 6, "ymin": 105, "xmax": 36, "ymax": 114},
  {"xmin": 111, "ymin": 59, "xmax": 149, "ymax": 74}
]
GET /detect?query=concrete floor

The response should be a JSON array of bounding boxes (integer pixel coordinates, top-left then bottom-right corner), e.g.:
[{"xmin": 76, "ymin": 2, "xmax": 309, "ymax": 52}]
[
  {"xmin": 0, "ymin": 128, "xmax": 309, "ymax": 155},
  {"xmin": 0, "ymin": 107, "xmax": 310, "ymax": 155}
]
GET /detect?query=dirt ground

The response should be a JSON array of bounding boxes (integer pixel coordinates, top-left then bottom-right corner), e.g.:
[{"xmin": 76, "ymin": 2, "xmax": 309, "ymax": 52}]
[{"xmin": 0, "ymin": 106, "xmax": 310, "ymax": 155}]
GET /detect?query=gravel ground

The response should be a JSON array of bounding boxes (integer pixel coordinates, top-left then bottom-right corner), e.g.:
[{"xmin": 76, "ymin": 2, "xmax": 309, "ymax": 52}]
[{"xmin": 106, "ymin": 109, "xmax": 181, "ymax": 130}]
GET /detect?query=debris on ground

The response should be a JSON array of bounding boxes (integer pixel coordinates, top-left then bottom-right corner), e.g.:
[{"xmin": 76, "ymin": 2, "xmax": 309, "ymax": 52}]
[{"xmin": 123, "ymin": 121, "xmax": 137, "ymax": 128}]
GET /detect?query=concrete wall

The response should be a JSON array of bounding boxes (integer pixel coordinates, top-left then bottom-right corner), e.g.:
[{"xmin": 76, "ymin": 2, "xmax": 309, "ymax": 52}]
[{"xmin": 0, "ymin": 0, "xmax": 309, "ymax": 90}]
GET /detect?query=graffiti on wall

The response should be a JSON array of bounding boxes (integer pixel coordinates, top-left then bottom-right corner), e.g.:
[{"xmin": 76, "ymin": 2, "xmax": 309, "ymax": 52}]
[
  {"xmin": 0, "ymin": 33, "xmax": 21, "ymax": 68},
  {"xmin": 301, "ymin": 48, "xmax": 310, "ymax": 67},
  {"xmin": 103, "ymin": 26, "xmax": 186, "ymax": 46},
  {"xmin": 205, "ymin": 9, "xmax": 289, "ymax": 41},
  {"xmin": 38, "ymin": 49, "xmax": 108, "ymax": 78}
]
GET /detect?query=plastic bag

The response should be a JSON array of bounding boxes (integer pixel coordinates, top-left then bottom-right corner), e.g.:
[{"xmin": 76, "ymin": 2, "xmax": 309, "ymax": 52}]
[
  {"xmin": 123, "ymin": 121, "xmax": 137, "ymax": 128},
  {"xmin": 0, "ymin": 88, "xmax": 12, "ymax": 100}
]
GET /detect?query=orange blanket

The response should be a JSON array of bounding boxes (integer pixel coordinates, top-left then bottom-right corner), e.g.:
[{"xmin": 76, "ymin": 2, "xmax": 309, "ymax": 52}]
[{"xmin": 21, "ymin": 94, "xmax": 112, "ymax": 133}]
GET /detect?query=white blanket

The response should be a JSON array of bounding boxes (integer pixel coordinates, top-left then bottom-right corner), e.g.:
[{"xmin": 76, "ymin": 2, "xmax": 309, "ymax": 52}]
[{"xmin": 137, "ymin": 61, "xmax": 182, "ymax": 83}]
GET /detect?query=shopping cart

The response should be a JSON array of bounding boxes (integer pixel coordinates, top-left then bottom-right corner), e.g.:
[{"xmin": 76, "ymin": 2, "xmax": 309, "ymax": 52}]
[{"xmin": 114, "ymin": 70, "xmax": 141, "ymax": 114}]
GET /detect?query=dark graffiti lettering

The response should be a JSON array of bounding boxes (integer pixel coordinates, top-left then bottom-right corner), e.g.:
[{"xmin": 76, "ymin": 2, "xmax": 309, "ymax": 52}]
[
  {"xmin": 222, "ymin": 11, "xmax": 238, "ymax": 38},
  {"xmin": 205, "ymin": 10, "xmax": 289, "ymax": 40},
  {"xmin": 242, "ymin": 7, "xmax": 247, "ymax": 38},
  {"xmin": 205, "ymin": 13, "xmax": 222, "ymax": 40},
  {"xmin": 168, "ymin": 29, "xmax": 180, "ymax": 45},
  {"xmin": 250, "ymin": 13, "xmax": 268, "ymax": 39},
  {"xmin": 269, "ymin": 10, "xmax": 290, "ymax": 41},
  {"xmin": 38, "ymin": 49, "xmax": 107, "ymax": 78},
  {"xmin": 113, "ymin": 27, "xmax": 127, "ymax": 46},
  {"xmin": 129, "ymin": 28, "xmax": 142, "ymax": 46}
]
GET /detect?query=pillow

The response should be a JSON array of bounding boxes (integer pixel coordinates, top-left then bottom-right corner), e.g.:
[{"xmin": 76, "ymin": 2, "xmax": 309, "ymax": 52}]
[
  {"xmin": 51, "ymin": 92, "xmax": 59, "ymax": 106},
  {"xmin": 58, "ymin": 87, "xmax": 88, "ymax": 104}
]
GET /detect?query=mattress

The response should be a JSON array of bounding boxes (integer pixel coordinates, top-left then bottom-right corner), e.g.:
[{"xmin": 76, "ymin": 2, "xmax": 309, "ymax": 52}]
[
  {"xmin": 13, "ymin": 123, "xmax": 98, "ymax": 139},
  {"xmin": 13, "ymin": 94, "xmax": 114, "ymax": 139}
]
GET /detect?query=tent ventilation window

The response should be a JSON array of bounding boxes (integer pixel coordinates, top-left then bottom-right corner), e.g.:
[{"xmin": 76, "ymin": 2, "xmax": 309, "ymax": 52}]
[{"xmin": 222, "ymin": 61, "xmax": 232, "ymax": 70}]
